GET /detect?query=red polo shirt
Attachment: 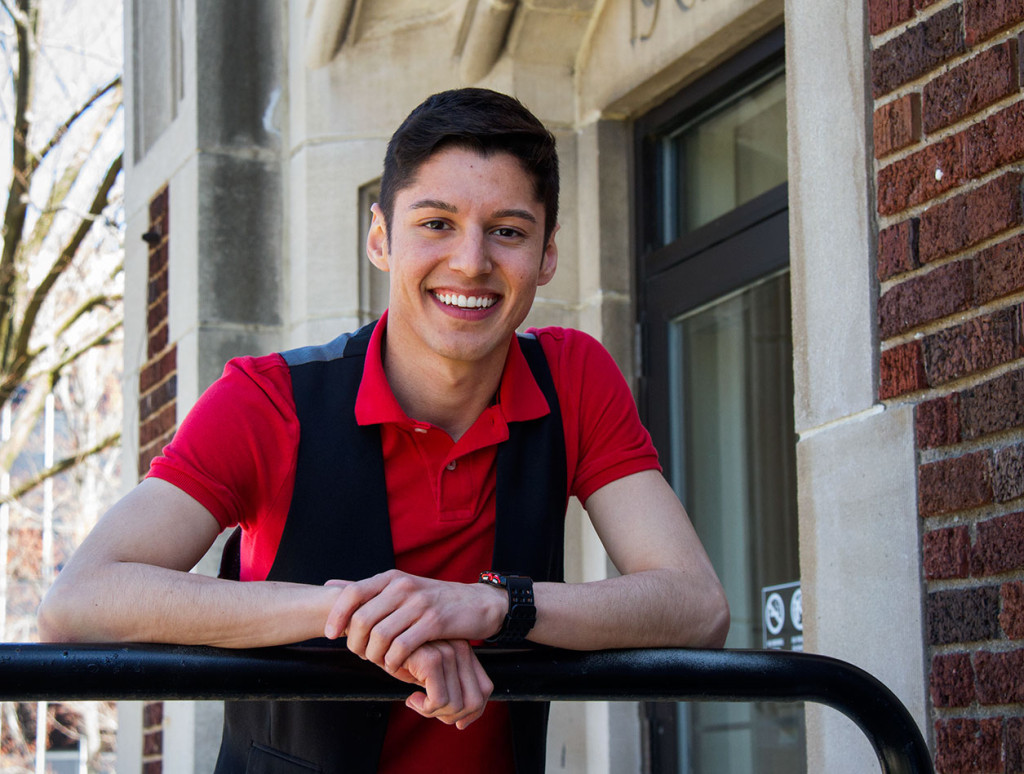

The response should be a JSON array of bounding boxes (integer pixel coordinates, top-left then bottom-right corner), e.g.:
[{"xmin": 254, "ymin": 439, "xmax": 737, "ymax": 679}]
[{"xmin": 150, "ymin": 312, "xmax": 660, "ymax": 773}]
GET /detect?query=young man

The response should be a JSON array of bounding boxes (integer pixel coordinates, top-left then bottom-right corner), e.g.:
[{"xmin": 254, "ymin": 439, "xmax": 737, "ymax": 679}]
[{"xmin": 39, "ymin": 88, "xmax": 729, "ymax": 773}]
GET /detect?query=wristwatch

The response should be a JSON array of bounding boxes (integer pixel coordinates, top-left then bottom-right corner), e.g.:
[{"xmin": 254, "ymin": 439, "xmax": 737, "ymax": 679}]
[{"xmin": 478, "ymin": 571, "xmax": 536, "ymax": 644}]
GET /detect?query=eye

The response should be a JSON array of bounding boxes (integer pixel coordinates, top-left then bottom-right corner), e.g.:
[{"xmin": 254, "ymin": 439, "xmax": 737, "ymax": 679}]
[
  {"xmin": 423, "ymin": 219, "xmax": 449, "ymax": 230},
  {"xmin": 493, "ymin": 226, "xmax": 524, "ymax": 239}
]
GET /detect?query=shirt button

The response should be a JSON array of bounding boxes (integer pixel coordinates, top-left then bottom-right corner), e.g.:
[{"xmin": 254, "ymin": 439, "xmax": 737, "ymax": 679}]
[{"xmin": 446, "ymin": 461, "xmax": 457, "ymax": 471}]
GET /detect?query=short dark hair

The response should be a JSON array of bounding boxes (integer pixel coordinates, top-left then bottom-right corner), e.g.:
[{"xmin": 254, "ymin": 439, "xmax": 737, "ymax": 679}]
[{"xmin": 379, "ymin": 88, "xmax": 559, "ymax": 243}]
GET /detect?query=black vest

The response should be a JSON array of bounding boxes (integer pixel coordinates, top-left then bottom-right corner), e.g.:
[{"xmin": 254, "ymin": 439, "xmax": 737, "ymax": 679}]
[{"xmin": 214, "ymin": 322, "xmax": 567, "ymax": 773}]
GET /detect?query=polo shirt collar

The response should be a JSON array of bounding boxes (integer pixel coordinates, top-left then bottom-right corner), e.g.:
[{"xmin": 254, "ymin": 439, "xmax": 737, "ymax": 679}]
[{"xmin": 354, "ymin": 310, "xmax": 551, "ymax": 429}]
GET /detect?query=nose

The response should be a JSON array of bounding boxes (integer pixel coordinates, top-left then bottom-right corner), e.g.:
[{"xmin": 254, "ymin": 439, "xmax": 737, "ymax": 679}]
[{"xmin": 448, "ymin": 229, "xmax": 492, "ymax": 277}]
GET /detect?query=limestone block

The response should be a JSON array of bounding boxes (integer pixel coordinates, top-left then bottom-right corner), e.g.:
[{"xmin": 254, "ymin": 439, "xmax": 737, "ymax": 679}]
[
  {"xmin": 197, "ymin": 153, "xmax": 283, "ymax": 327},
  {"xmin": 797, "ymin": 404, "xmax": 928, "ymax": 774}
]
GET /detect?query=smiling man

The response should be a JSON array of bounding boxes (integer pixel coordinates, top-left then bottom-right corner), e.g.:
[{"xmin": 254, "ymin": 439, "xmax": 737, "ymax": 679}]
[{"xmin": 38, "ymin": 89, "xmax": 729, "ymax": 774}]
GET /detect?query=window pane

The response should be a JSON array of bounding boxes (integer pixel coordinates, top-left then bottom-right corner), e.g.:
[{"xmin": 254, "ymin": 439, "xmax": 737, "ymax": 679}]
[
  {"xmin": 666, "ymin": 70, "xmax": 787, "ymax": 236},
  {"xmin": 668, "ymin": 272, "xmax": 804, "ymax": 774}
]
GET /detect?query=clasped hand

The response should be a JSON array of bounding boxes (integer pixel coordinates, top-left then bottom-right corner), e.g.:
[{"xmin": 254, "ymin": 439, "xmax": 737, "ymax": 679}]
[{"xmin": 323, "ymin": 570, "xmax": 505, "ymax": 729}]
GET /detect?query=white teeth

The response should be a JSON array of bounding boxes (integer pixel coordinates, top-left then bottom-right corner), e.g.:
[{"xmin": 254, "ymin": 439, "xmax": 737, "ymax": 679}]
[{"xmin": 435, "ymin": 292, "xmax": 496, "ymax": 309}]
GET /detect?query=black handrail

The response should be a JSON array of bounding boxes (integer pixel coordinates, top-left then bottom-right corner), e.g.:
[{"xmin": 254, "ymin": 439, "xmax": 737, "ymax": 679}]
[{"xmin": 0, "ymin": 644, "xmax": 932, "ymax": 774}]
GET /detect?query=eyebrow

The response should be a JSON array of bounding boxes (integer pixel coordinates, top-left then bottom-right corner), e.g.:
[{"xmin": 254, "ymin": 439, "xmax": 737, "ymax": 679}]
[
  {"xmin": 410, "ymin": 199, "xmax": 458, "ymax": 213},
  {"xmin": 409, "ymin": 199, "xmax": 537, "ymax": 224}
]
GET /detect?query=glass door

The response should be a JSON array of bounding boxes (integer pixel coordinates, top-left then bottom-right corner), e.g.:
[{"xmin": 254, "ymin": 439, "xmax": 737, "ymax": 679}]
[
  {"xmin": 669, "ymin": 273, "xmax": 801, "ymax": 774},
  {"xmin": 634, "ymin": 28, "xmax": 804, "ymax": 773}
]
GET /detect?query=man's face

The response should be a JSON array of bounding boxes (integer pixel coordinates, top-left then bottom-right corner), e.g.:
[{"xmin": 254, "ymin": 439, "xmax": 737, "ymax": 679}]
[{"xmin": 367, "ymin": 146, "xmax": 558, "ymax": 372}]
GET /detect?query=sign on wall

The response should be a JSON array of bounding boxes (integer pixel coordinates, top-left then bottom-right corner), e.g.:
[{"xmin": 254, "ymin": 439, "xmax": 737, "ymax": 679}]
[{"xmin": 761, "ymin": 581, "xmax": 802, "ymax": 651}]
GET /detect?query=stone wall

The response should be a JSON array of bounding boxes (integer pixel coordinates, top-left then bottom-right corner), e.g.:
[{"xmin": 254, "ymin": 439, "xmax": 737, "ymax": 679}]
[{"xmin": 869, "ymin": 0, "xmax": 1024, "ymax": 769}]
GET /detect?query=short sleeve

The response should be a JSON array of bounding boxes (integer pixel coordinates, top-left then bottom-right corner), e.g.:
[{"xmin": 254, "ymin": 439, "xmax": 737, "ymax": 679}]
[
  {"xmin": 147, "ymin": 353, "xmax": 300, "ymax": 531},
  {"xmin": 533, "ymin": 327, "xmax": 661, "ymax": 506}
]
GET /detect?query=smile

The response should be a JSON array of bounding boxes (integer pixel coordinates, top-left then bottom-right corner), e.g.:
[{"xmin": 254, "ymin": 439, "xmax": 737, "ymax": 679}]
[{"xmin": 433, "ymin": 292, "xmax": 497, "ymax": 309}]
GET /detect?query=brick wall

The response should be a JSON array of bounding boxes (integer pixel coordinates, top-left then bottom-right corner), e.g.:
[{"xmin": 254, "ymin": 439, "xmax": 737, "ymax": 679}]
[
  {"xmin": 870, "ymin": 1, "xmax": 1024, "ymax": 771},
  {"xmin": 138, "ymin": 186, "xmax": 175, "ymax": 774}
]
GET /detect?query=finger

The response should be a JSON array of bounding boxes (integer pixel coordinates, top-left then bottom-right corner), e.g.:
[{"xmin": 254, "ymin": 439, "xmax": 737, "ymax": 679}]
[
  {"xmin": 452, "ymin": 643, "xmax": 488, "ymax": 729},
  {"xmin": 425, "ymin": 641, "xmax": 464, "ymax": 722},
  {"xmin": 364, "ymin": 607, "xmax": 428, "ymax": 669},
  {"xmin": 405, "ymin": 645, "xmax": 450, "ymax": 718},
  {"xmin": 380, "ymin": 614, "xmax": 440, "ymax": 674},
  {"xmin": 336, "ymin": 580, "xmax": 415, "ymax": 655},
  {"xmin": 323, "ymin": 573, "xmax": 392, "ymax": 640}
]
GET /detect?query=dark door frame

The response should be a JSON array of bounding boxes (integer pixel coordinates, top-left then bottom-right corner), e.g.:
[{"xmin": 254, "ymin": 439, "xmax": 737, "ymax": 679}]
[{"xmin": 633, "ymin": 26, "xmax": 789, "ymax": 773}]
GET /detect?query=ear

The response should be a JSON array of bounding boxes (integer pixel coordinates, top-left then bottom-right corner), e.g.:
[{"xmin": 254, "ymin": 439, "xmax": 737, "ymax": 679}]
[
  {"xmin": 366, "ymin": 203, "xmax": 390, "ymax": 272},
  {"xmin": 537, "ymin": 223, "xmax": 559, "ymax": 286}
]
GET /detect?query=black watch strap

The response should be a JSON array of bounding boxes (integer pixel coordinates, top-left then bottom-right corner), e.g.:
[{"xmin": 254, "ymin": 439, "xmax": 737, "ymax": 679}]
[{"xmin": 479, "ymin": 571, "xmax": 536, "ymax": 644}]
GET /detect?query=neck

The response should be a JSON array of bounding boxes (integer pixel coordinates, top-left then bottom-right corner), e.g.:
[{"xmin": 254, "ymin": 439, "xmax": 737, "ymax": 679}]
[{"xmin": 382, "ymin": 336, "xmax": 509, "ymax": 442}]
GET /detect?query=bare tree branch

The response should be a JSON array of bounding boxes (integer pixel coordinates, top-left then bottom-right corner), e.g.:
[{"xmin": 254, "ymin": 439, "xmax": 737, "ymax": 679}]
[
  {"xmin": 17, "ymin": 97, "xmax": 121, "ymax": 269},
  {"xmin": 53, "ymin": 292, "xmax": 122, "ymax": 340},
  {"xmin": 1, "ymin": 429, "xmax": 121, "ymax": 505},
  {"xmin": 0, "ymin": 0, "xmax": 35, "ymax": 364},
  {"xmin": 29, "ymin": 75, "xmax": 121, "ymax": 173},
  {"xmin": 49, "ymin": 317, "xmax": 122, "ymax": 376},
  {"xmin": 7, "ymin": 151, "xmax": 122, "ymax": 384}
]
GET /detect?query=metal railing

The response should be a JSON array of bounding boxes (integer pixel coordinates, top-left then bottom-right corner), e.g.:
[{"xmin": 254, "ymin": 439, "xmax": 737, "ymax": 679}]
[{"xmin": 0, "ymin": 644, "xmax": 933, "ymax": 774}]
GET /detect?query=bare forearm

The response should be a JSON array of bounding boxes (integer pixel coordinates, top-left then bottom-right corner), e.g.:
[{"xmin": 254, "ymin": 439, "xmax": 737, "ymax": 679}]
[
  {"xmin": 530, "ymin": 569, "xmax": 730, "ymax": 651},
  {"xmin": 38, "ymin": 561, "xmax": 341, "ymax": 648}
]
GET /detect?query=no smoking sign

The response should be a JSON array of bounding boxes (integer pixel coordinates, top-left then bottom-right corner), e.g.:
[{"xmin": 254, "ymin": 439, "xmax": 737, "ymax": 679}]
[{"xmin": 761, "ymin": 581, "xmax": 802, "ymax": 651}]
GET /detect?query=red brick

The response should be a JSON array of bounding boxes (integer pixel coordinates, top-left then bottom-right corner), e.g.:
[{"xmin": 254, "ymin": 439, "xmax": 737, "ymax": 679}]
[
  {"xmin": 930, "ymin": 651, "xmax": 976, "ymax": 706},
  {"xmin": 974, "ymin": 648, "xmax": 1024, "ymax": 704},
  {"xmin": 148, "ymin": 322, "xmax": 169, "ymax": 359},
  {"xmin": 922, "ymin": 306, "xmax": 1024, "ymax": 386},
  {"xmin": 878, "ymin": 260, "xmax": 973, "ymax": 337},
  {"xmin": 878, "ymin": 219, "xmax": 920, "ymax": 281},
  {"xmin": 877, "ymin": 133, "xmax": 965, "ymax": 216},
  {"xmin": 143, "ymin": 728, "xmax": 163, "ymax": 756},
  {"xmin": 923, "ymin": 42, "xmax": 1020, "ymax": 133},
  {"xmin": 139, "ymin": 375, "xmax": 177, "ymax": 423},
  {"xmin": 919, "ymin": 450, "xmax": 994, "ymax": 517},
  {"xmin": 994, "ymin": 444, "xmax": 1024, "ymax": 502},
  {"xmin": 869, "ymin": 0, "xmax": 916, "ymax": 35},
  {"xmin": 1003, "ymin": 581, "xmax": 1024, "ymax": 639},
  {"xmin": 148, "ymin": 187, "xmax": 168, "ymax": 228},
  {"xmin": 919, "ymin": 172, "xmax": 1024, "ymax": 264},
  {"xmin": 148, "ymin": 269, "xmax": 167, "ymax": 306},
  {"xmin": 924, "ymin": 525, "xmax": 972, "ymax": 579},
  {"xmin": 143, "ymin": 761, "xmax": 163, "ymax": 774},
  {"xmin": 874, "ymin": 94, "xmax": 921, "ymax": 159},
  {"xmin": 961, "ymin": 368, "xmax": 1024, "ymax": 440},
  {"xmin": 143, "ymin": 701, "xmax": 164, "ymax": 727},
  {"xmin": 148, "ymin": 242, "xmax": 167, "ymax": 277},
  {"xmin": 138, "ymin": 433, "xmax": 174, "ymax": 479},
  {"xmin": 139, "ymin": 403, "xmax": 177, "ymax": 448},
  {"xmin": 147, "ymin": 293, "xmax": 169, "ymax": 332},
  {"xmin": 965, "ymin": 0, "xmax": 1024, "ymax": 46},
  {"xmin": 872, "ymin": 5, "xmax": 966, "ymax": 97},
  {"xmin": 916, "ymin": 393, "xmax": 962, "ymax": 449},
  {"xmin": 879, "ymin": 340, "xmax": 928, "ymax": 399},
  {"xmin": 975, "ymin": 232, "xmax": 1024, "ymax": 305},
  {"xmin": 139, "ymin": 346, "xmax": 177, "ymax": 394},
  {"xmin": 928, "ymin": 587, "xmax": 1002, "ymax": 645},
  {"xmin": 878, "ymin": 101, "xmax": 1024, "ymax": 213},
  {"xmin": 1008, "ymin": 716, "xmax": 1024, "ymax": 773},
  {"xmin": 915, "ymin": 0, "xmax": 940, "ymax": 7},
  {"xmin": 935, "ymin": 717, "xmax": 1003, "ymax": 772},
  {"xmin": 966, "ymin": 99, "xmax": 1024, "ymax": 179},
  {"xmin": 975, "ymin": 511, "xmax": 1024, "ymax": 574}
]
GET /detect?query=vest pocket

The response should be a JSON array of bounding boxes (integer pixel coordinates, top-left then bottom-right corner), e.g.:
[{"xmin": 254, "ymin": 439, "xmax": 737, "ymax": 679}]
[{"xmin": 246, "ymin": 743, "xmax": 322, "ymax": 773}]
